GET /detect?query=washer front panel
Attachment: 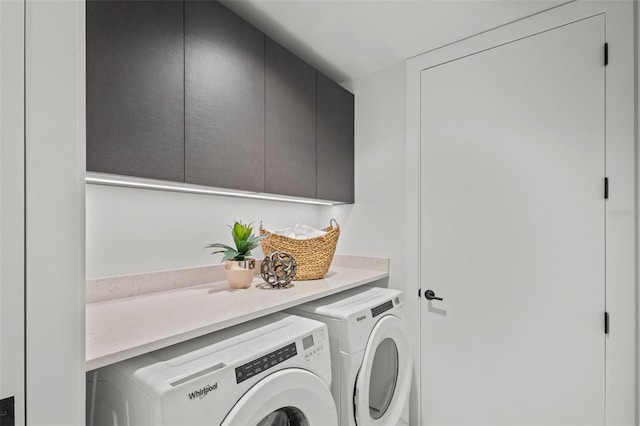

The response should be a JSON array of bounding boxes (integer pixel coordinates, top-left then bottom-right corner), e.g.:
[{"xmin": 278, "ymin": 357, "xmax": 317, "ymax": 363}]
[{"xmin": 222, "ymin": 368, "xmax": 338, "ymax": 426}]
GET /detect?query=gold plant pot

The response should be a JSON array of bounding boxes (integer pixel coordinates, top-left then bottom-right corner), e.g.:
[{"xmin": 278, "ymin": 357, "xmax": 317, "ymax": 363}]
[{"xmin": 225, "ymin": 259, "xmax": 256, "ymax": 289}]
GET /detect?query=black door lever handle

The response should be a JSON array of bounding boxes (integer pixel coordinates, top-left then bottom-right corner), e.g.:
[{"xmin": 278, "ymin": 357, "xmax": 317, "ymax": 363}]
[{"xmin": 425, "ymin": 290, "xmax": 443, "ymax": 301}]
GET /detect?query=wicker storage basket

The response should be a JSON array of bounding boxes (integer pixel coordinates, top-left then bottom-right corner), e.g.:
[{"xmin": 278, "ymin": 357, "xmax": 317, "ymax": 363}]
[{"xmin": 260, "ymin": 219, "xmax": 339, "ymax": 281}]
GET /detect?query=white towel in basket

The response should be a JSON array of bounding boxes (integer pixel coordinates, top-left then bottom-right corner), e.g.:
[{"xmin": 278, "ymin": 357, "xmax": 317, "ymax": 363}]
[{"xmin": 270, "ymin": 223, "xmax": 326, "ymax": 240}]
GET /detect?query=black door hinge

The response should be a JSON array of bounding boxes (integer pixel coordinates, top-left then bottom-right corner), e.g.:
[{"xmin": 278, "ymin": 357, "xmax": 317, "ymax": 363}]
[
  {"xmin": 604, "ymin": 312, "xmax": 609, "ymax": 334},
  {"xmin": 418, "ymin": 289, "xmax": 421, "ymax": 298},
  {"xmin": 604, "ymin": 43, "xmax": 608, "ymax": 66},
  {"xmin": 604, "ymin": 177, "xmax": 609, "ymax": 199}
]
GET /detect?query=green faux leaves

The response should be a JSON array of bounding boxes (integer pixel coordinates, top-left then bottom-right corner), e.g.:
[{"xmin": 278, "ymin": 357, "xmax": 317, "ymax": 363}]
[{"xmin": 206, "ymin": 221, "xmax": 265, "ymax": 262}]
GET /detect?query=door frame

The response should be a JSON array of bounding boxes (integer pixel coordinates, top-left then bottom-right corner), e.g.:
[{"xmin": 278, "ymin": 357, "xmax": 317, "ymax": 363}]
[
  {"xmin": 1, "ymin": 0, "xmax": 25, "ymax": 423},
  {"xmin": 405, "ymin": 1, "xmax": 636, "ymax": 424},
  {"xmin": 24, "ymin": 0, "xmax": 86, "ymax": 423}
]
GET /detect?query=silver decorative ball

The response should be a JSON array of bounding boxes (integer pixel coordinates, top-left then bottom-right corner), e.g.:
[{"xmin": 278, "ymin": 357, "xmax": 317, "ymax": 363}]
[{"xmin": 261, "ymin": 251, "xmax": 297, "ymax": 288}]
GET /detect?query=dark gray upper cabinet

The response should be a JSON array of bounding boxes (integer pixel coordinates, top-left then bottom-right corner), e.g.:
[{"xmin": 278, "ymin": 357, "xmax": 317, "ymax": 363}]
[
  {"xmin": 86, "ymin": 0, "xmax": 185, "ymax": 182},
  {"xmin": 316, "ymin": 73, "xmax": 355, "ymax": 203},
  {"xmin": 265, "ymin": 38, "xmax": 317, "ymax": 199},
  {"xmin": 185, "ymin": 1, "xmax": 265, "ymax": 192},
  {"xmin": 87, "ymin": 0, "xmax": 354, "ymax": 202}
]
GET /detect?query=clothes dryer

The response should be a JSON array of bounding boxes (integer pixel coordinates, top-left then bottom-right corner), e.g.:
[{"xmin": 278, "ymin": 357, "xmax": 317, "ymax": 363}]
[
  {"xmin": 87, "ymin": 313, "xmax": 337, "ymax": 426},
  {"xmin": 287, "ymin": 286, "xmax": 412, "ymax": 426}
]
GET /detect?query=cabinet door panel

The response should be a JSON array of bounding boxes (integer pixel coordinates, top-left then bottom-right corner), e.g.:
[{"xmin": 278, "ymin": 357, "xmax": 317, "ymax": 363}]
[
  {"xmin": 265, "ymin": 38, "xmax": 317, "ymax": 198},
  {"xmin": 317, "ymin": 73, "xmax": 354, "ymax": 203},
  {"xmin": 185, "ymin": 1, "xmax": 265, "ymax": 192},
  {"xmin": 86, "ymin": 0, "xmax": 185, "ymax": 181}
]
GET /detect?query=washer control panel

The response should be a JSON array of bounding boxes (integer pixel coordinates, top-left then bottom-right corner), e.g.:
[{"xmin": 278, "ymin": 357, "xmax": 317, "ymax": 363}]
[
  {"xmin": 371, "ymin": 300, "xmax": 393, "ymax": 318},
  {"xmin": 235, "ymin": 342, "xmax": 297, "ymax": 384}
]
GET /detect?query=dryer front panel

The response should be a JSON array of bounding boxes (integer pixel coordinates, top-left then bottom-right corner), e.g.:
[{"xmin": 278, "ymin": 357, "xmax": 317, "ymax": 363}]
[{"xmin": 354, "ymin": 315, "xmax": 412, "ymax": 426}]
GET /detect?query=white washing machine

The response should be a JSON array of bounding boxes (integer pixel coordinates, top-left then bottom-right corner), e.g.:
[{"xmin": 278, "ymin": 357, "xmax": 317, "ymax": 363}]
[
  {"xmin": 287, "ymin": 286, "xmax": 412, "ymax": 426},
  {"xmin": 87, "ymin": 313, "xmax": 338, "ymax": 426}
]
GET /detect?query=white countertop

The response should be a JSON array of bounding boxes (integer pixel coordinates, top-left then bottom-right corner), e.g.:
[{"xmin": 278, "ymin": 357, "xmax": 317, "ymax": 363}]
[{"xmin": 86, "ymin": 264, "xmax": 388, "ymax": 370}]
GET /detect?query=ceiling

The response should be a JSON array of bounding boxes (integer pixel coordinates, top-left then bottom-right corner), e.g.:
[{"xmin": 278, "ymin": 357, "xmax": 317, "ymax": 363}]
[{"xmin": 221, "ymin": 0, "xmax": 570, "ymax": 83}]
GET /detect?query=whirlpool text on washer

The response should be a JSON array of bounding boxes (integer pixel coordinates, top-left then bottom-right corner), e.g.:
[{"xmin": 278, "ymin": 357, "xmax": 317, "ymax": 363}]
[{"xmin": 188, "ymin": 383, "xmax": 218, "ymax": 400}]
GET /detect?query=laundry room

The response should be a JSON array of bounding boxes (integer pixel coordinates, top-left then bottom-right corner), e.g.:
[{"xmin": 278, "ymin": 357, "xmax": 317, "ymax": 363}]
[{"xmin": 0, "ymin": 0, "xmax": 638, "ymax": 425}]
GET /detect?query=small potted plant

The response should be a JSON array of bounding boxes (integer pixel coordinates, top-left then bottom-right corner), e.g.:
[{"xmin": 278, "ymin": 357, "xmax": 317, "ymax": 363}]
[{"xmin": 206, "ymin": 221, "xmax": 265, "ymax": 289}]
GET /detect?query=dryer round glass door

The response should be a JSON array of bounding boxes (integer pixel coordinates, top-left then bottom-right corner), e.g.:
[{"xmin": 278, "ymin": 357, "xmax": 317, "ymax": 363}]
[
  {"xmin": 368, "ymin": 337, "xmax": 399, "ymax": 419},
  {"xmin": 257, "ymin": 406, "xmax": 308, "ymax": 426},
  {"xmin": 354, "ymin": 315, "xmax": 412, "ymax": 426},
  {"xmin": 221, "ymin": 368, "xmax": 338, "ymax": 426}
]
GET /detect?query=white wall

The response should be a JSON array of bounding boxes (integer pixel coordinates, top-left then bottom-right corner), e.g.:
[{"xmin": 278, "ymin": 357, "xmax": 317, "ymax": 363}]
[
  {"xmin": 87, "ymin": 185, "xmax": 325, "ymax": 277},
  {"xmin": 323, "ymin": 63, "xmax": 406, "ymax": 292}
]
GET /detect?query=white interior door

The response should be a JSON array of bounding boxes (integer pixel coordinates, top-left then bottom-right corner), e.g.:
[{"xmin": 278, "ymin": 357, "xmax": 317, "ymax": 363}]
[{"xmin": 420, "ymin": 15, "xmax": 605, "ymax": 425}]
